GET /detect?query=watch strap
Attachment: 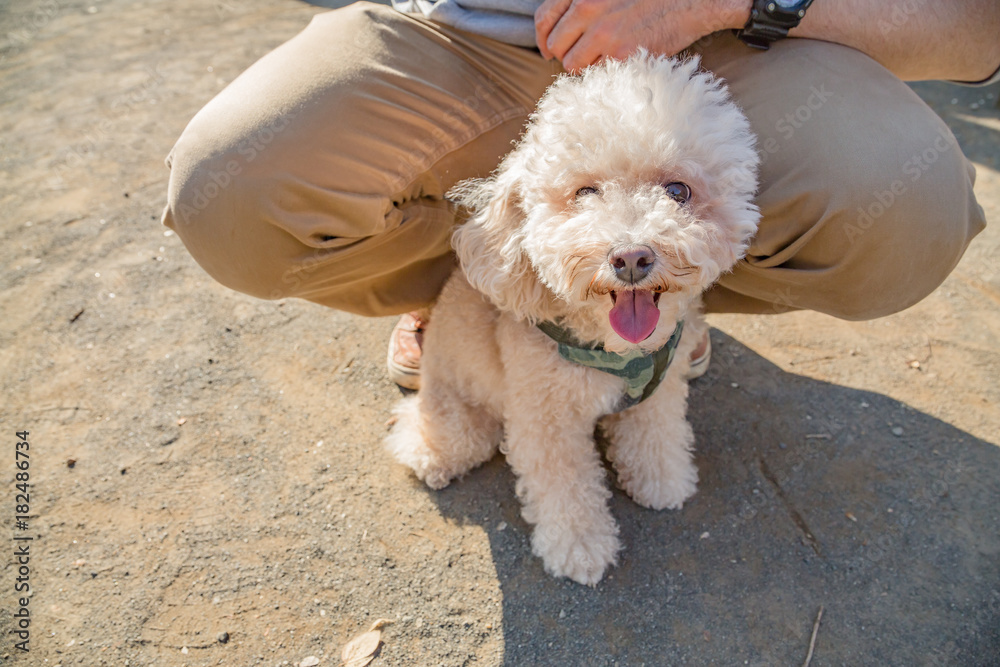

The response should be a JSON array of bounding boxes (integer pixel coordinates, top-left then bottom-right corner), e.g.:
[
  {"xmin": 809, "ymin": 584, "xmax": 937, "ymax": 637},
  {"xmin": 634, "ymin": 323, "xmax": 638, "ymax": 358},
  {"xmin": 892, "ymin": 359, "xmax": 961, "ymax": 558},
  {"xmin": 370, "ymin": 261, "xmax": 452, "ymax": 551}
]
[{"xmin": 737, "ymin": 0, "xmax": 814, "ymax": 50}]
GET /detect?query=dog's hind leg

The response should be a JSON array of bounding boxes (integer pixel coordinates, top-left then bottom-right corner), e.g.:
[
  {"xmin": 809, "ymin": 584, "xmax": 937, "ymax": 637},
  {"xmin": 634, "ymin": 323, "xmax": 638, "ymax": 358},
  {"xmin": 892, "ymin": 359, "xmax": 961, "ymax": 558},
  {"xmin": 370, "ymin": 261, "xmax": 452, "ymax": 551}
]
[{"xmin": 386, "ymin": 386, "xmax": 502, "ymax": 490}]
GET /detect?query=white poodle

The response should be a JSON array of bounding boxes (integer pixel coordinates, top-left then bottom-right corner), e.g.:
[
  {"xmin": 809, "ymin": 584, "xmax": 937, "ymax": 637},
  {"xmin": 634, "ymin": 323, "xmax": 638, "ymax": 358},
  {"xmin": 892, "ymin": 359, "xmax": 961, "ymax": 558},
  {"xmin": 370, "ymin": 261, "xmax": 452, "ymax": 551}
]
[{"xmin": 386, "ymin": 53, "xmax": 759, "ymax": 585}]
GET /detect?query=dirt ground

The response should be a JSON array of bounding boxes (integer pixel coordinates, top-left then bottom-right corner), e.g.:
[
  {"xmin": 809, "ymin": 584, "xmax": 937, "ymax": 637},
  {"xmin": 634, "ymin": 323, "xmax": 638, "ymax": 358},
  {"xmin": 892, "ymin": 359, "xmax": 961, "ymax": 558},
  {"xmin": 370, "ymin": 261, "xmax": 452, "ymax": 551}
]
[{"xmin": 1, "ymin": 0, "xmax": 998, "ymax": 665}]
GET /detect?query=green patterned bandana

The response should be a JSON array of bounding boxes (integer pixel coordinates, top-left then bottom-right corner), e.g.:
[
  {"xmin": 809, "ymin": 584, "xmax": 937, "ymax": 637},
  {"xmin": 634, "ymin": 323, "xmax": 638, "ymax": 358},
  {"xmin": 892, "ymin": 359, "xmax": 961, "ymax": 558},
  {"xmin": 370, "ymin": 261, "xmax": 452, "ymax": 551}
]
[{"xmin": 536, "ymin": 320, "xmax": 685, "ymax": 414}]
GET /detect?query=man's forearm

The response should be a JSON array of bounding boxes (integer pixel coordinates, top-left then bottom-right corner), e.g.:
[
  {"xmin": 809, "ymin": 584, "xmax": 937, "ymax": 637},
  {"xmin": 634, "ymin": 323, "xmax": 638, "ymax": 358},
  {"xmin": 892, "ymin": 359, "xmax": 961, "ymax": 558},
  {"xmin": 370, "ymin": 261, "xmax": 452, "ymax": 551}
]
[
  {"xmin": 780, "ymin": 0, "xmax": 1000, "ymax": 82},
  {"xmin": 536, "ymin": 0, "xmax": 1000, "ymax": 80}
]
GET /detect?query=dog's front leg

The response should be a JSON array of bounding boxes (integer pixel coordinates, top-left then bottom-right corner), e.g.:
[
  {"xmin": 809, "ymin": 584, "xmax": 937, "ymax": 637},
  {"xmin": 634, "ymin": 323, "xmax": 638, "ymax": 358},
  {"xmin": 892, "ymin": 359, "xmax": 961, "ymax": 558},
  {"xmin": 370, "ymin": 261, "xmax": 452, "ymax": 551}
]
[
  {"xmin": 503, "ymin": 411, "xmax": 620, "ymax": 586},
  {"xmin": 498, "ymin": 321, "xmax": 623, "ymax": 586},
  {"xmin": 603, "ymin": 368, "xmax": 698, "ymax": 510}
]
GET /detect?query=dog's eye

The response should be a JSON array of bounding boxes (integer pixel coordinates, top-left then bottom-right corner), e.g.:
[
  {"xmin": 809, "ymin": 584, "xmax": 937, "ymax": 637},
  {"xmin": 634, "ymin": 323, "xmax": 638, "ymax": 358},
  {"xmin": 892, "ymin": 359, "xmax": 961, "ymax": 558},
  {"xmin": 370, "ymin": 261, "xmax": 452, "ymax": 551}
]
[
  {"xmin": 575, "ymin": 186, "xmax": 599, "ymax": 198},
  {"xmin": 662, "ymin": 182, "xmax": 691, "ymax": 204}
]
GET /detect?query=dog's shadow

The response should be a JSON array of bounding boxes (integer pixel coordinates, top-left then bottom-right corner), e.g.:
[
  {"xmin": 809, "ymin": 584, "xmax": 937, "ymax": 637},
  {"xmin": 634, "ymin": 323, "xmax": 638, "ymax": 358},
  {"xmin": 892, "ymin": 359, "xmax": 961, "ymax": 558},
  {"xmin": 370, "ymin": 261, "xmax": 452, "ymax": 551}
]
[{"xmin": 424, "ymin": 330, "xmax": 999, "ymax": 666}]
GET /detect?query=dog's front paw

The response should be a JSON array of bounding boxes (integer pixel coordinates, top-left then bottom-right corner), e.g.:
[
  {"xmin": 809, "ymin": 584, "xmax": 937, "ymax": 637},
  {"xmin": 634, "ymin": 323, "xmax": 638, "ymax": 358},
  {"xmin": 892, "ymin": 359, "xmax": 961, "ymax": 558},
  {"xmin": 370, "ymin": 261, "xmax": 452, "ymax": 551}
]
[
  {"xmin": 609, "ymin": 414, "xmax": 699, "ymax": 510},
  {"xmin": 620, "ymin": 453, "xmax": 698, "ymax": 510},
  {"xmin": 531, "ymin": 518, "xmax": 620, "ymax": 586}
]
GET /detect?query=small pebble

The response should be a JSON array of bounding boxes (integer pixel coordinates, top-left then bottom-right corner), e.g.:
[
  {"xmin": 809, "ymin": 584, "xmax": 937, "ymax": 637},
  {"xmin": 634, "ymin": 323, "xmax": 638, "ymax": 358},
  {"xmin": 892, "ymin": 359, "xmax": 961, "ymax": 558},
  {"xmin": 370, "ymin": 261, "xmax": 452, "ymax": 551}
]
[
  {"xmin": 891, "ymin": 426, "xmax": 904, "ymax": 437},
  {"xmin": 217, "ymin": 632, "xmax": 229, "ymax": 644},
  {"xmin": 300, "ymin": 657, "xmax": 319, "ymax": 667}
]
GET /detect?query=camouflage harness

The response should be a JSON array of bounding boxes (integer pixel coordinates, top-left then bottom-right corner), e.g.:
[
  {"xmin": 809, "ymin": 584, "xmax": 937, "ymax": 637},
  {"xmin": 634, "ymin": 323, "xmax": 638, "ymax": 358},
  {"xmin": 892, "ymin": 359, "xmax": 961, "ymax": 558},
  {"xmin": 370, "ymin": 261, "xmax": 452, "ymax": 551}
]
[{"xmin": 536, "ymin": 320, "xmax": 685, "ymax": 414}]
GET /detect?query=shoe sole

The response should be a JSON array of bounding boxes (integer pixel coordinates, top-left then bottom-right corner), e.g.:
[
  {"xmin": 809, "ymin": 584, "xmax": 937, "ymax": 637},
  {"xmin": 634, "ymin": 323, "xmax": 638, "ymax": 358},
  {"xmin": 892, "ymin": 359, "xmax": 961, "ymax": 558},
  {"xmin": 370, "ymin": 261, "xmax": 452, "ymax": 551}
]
[
  {"xmin": 684, "ymin": 335, "xmax": 712, "ymax": 381},
  {"xmin": 386, "ymin": 346, "xmax": 421, "ymax": 390}
]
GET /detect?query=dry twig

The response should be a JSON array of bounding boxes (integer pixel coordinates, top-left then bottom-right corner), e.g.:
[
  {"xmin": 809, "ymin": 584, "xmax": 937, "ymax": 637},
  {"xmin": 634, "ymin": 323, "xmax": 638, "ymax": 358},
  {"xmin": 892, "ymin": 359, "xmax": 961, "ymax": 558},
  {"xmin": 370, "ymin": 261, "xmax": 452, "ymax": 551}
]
[{"xmin": 801, "ymin": 605, "xmax": 824, "ymax": 667}]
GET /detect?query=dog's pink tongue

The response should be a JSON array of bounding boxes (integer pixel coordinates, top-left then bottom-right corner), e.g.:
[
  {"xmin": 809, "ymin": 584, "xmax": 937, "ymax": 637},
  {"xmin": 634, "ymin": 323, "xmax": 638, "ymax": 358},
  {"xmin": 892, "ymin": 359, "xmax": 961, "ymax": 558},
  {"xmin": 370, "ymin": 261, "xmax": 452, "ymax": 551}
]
[{"xmin": 609, "ymin": 290, "xmax": 660, "ymax": 344}]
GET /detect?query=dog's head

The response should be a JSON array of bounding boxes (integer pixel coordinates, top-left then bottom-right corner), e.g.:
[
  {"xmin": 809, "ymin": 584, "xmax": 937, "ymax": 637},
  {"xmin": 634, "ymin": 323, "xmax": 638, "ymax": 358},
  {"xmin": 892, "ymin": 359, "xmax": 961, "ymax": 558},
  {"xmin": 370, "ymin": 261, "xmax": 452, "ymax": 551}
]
[{"xmin": 451, "ymin": 53, "xmax": 759, "ymax": 353}]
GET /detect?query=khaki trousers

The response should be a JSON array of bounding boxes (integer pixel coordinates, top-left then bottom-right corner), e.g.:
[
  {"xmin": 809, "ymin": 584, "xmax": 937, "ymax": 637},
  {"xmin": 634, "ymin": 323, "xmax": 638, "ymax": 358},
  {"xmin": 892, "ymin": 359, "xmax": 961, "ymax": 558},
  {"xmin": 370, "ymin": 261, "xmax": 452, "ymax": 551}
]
[{"xmin": 163, "ymin": 2, "xmax": 986, "ymax": 319}]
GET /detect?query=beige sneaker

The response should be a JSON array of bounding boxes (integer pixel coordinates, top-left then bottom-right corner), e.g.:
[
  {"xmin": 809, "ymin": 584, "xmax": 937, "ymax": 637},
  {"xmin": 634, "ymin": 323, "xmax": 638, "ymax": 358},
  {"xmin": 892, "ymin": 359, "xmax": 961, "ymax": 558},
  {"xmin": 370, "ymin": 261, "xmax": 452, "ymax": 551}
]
[
  {"xmin": 386, "ymin": 311, "xmax": 429, "ymax": 390},
  {"xmin": 684, "ymin": 328, "xmax": 712, "ymax": 380}
]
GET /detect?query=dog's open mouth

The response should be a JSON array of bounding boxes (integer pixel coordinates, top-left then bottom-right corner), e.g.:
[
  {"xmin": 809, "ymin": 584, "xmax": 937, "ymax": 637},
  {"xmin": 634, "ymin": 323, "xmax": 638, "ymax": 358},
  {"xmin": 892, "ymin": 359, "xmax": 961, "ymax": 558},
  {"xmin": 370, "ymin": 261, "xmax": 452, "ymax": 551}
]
[{"xmin": 609, "ymin": 289, "xmax": 661, "ymax": 343}]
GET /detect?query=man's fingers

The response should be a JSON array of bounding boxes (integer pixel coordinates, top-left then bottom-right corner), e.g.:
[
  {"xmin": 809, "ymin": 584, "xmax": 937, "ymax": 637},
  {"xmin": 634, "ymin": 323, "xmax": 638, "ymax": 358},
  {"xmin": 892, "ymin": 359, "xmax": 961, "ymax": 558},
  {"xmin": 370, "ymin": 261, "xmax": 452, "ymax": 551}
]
[
  {"xmin": 534, "ymin": 0, "xmax": 573, "ymax": 59},
  {"xmin": 561, "ymin": 25, "xmax": 615, "ymax": 73},
  {"xmin": 562, "ymin": 49, "xmax": 604, "ymax": 74},
  {"xmin": 537, "ymin": 0, "xmax": 692, "ymax": 68},
  {"xmin": 543, "ymin": 6, "xmax": 589, "ymax": 63}
]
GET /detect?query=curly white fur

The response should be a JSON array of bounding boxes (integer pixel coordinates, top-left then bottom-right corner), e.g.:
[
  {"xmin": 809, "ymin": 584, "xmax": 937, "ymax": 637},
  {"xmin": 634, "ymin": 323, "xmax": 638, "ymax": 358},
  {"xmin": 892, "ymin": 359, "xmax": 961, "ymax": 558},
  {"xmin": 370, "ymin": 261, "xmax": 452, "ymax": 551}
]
[{"xmin": 386, "ymin": 52, "xmax": 759, "ymax": 586}]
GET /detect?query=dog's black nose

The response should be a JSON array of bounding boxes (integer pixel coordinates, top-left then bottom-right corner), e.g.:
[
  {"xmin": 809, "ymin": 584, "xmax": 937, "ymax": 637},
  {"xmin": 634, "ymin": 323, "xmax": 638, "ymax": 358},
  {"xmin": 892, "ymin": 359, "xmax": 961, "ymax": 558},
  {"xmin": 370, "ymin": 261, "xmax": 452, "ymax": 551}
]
[{"xmin": 609, "ymin": 245, "xmax": 655, "ymax": 284}]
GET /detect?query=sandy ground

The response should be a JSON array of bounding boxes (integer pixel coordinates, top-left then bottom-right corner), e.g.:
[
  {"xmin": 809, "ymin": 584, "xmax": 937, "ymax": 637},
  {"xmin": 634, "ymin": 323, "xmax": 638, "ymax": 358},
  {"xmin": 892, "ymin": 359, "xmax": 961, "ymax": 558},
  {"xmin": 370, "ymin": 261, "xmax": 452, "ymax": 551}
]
[{"xmin": 1, "ymin": 0, "xmax": 998, "ymax": 665}]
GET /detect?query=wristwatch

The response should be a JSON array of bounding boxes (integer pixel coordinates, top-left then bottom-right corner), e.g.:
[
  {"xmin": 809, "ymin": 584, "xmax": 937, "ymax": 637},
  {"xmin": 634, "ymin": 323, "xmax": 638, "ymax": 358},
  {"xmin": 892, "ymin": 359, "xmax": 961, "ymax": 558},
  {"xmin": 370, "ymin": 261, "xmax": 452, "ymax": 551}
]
[{"xmin": 736, "ymin": 0, "xmax": 814, "ymax": 50}]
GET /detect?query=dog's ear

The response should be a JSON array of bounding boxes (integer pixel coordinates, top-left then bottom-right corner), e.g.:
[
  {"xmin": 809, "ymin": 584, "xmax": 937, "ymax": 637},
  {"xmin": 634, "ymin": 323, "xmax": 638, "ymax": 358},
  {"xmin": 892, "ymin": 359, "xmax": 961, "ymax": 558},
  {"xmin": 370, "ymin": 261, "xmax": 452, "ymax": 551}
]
[{"xmin": 450, "ymin": 166, "xmax": 552, "ymax": 322}]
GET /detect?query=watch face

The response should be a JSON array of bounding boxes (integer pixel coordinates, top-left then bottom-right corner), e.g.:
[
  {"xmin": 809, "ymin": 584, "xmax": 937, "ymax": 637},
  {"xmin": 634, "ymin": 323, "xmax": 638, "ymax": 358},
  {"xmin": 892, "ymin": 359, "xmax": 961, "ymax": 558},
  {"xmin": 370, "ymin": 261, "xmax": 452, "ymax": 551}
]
[{"xmin": 773, "ymin": 0, "xmax": 804, "ymax": 7}]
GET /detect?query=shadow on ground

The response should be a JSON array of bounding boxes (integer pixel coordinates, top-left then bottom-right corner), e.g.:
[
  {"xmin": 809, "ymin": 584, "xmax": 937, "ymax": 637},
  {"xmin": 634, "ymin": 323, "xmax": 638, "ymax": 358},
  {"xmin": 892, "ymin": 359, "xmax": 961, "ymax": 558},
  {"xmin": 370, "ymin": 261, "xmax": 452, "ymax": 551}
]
[
  {"xmin": 425, "ymin": 330, "xmax": 1000, "ymax": 666},
  {"xmin": 910, "ymin": 80, "xmax": 1000, "ymax": 172}
]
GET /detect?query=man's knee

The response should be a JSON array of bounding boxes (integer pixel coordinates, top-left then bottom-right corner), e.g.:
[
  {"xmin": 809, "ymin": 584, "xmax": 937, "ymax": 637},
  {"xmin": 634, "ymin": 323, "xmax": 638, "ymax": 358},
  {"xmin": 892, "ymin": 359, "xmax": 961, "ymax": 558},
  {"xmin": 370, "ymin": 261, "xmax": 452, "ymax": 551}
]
[
  {"xmin": 162, "ymin": 111, "xmax": 457, "ymax": 317},
  {"xmin": 745, "ymin": 134, "xmax": 985, "ymax": 321},
  {"xmin": 715, "ymin": 36, "xmax": 987, "ymax": 320},
  {"xmin": 829, "ymin": 148, "xmax": 983, "ymax": 320},
  {"xmin": 163, "ymin": 121, "xmax": 309, "ymax": 302}
]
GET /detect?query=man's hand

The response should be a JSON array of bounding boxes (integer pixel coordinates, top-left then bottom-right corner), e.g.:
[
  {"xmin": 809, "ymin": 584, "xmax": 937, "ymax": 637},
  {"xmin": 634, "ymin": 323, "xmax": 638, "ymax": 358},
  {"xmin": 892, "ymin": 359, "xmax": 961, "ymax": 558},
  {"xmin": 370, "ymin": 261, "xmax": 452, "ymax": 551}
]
[{"xmin": 535, "ymin": 0, "xmax": 749, "ymax": 72}]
